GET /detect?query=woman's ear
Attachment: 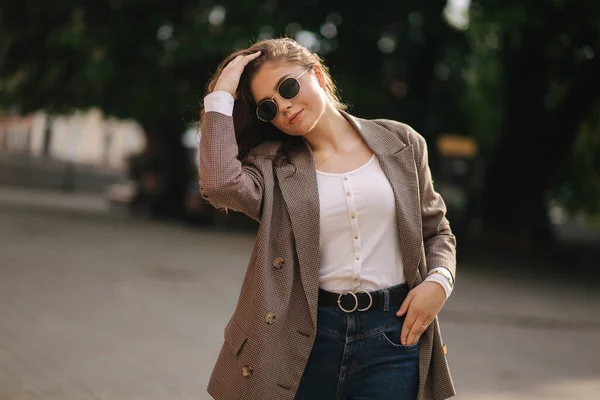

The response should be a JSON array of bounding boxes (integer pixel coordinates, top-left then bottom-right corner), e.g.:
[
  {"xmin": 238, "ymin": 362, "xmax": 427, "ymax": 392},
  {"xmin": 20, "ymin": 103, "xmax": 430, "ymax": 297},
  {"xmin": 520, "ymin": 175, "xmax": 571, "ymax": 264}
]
[{"xmin": 311, "ymin": 64, "xmax": 327, "ymax": 88}]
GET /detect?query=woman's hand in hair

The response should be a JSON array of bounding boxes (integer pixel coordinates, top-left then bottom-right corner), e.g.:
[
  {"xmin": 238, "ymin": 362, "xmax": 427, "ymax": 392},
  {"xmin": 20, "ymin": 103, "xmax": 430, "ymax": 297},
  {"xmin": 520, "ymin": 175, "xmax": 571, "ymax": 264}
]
[{"xmin": 214, "ymin": 51, "xmax": 262, "ymax": 98}]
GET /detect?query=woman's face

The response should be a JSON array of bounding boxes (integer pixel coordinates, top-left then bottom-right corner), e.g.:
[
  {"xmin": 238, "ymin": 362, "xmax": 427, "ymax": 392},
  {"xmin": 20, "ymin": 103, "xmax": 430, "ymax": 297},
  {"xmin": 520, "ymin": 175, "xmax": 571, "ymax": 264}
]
[{"xmin": 250, "ymin": 62, "xmax": 328, "ymax": 136}]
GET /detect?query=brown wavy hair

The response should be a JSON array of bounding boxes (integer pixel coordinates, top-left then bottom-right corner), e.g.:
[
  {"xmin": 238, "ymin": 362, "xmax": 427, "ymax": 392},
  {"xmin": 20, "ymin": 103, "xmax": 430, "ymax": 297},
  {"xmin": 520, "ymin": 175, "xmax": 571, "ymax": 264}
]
[{"xmin": 200, "ymin": 38, "xmax": 347, "ymax": 165}]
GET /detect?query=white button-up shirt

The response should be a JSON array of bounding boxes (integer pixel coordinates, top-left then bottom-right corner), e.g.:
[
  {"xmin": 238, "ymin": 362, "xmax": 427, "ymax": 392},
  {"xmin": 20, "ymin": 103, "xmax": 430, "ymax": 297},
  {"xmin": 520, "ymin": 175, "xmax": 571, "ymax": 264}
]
[{"xmin": 317, "ymin": 155, "xmax": 406, "ymax": 293}]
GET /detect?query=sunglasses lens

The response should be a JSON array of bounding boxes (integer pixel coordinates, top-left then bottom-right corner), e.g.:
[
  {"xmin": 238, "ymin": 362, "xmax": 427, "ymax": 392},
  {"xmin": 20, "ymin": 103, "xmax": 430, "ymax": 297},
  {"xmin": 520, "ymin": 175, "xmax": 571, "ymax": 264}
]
[
  {"xmin": 257, "ymin": 100, "xmax": 278, "ymax": 121},
  {"xmin": 279, "ymin": 78, "xmax": 300, "ymax": 99}
]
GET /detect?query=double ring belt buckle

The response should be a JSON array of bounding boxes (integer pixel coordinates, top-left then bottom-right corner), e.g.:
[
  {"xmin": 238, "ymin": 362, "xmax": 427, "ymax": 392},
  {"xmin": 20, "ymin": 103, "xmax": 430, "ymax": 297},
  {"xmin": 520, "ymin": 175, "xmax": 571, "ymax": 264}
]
[{"xmin": 337, "ymin": 290, "xmax": 373, "ymax": 313}]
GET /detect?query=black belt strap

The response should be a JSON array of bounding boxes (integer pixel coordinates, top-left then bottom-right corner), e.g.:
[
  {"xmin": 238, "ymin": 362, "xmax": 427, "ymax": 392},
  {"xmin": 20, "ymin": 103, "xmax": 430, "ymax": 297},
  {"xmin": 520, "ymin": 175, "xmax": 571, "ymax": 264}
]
[{"xmin": 318, "ymin": 284, "xmax": 409, "ymax": 312}]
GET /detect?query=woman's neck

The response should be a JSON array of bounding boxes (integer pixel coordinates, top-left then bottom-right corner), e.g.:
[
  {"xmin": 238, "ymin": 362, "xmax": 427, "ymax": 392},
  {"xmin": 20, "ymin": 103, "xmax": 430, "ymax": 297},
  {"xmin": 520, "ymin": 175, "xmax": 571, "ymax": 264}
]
[{"xmin": 303, "ymin": 104, "xmax": 354, "ymax": 153}]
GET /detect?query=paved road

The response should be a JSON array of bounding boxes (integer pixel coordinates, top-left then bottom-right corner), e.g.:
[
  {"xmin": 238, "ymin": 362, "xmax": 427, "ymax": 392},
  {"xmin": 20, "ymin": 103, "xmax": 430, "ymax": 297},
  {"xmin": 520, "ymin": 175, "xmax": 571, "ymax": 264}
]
[{"xmin": 0, "ymin": 189, "xmax": 599, "ymax": 400}]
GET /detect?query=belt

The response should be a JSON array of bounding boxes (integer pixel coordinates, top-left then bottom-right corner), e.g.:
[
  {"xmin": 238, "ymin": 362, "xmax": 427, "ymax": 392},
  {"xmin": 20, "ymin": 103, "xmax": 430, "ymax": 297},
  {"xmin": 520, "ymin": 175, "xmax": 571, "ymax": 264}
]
[{"xmin": 318, "ymin": 284, "xmax": 409, "ymax": 313}]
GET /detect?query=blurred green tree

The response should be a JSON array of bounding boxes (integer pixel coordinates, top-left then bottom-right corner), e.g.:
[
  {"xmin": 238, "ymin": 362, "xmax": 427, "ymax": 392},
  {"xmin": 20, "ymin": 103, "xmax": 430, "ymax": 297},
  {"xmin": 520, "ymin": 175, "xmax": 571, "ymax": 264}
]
[
  {"xmin": 463, "ymin": 0, "xmax": 600, "ymax": 244},
  {"xmin": 0, "ymin": 0, "xmax": 467, "ymax": 217},
  {"xmin": 0, "ymin": 1, "xmax": 260, "ymax": 216},
  {"xmin": 551, "ymin": 117, "xmax": 600, "ymax": 217},
  {"xmin": 1, "ymin": 0, "xmax": 596, "ymax": 240}
]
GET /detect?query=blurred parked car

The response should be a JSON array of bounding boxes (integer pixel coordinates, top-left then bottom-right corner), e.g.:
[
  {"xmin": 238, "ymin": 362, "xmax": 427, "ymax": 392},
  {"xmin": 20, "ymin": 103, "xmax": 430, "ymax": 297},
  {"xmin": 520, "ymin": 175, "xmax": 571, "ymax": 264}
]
[
  {"xmin": 103, "ymin": 177, "xmax": 216, "ymax": 225},
  {"xmin": 103, "ymin": 178, "xmax": 137, "ymax": 210}
]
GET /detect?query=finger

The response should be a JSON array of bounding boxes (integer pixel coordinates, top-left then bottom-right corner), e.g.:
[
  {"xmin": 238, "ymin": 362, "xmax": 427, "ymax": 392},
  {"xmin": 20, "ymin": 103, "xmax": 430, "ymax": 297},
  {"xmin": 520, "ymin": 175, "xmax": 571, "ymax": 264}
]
[
  {"xmin": 226, "ymin": 54, "xmax": 248, "ymax": 68},
  {"xmin": 232, "ymin": 51, "xmax": 261, "ymax": 63},
  {"xmin": 230, "ymin": 54, "xmax": 246, "ymax": 64},
  {"xmin": 244, "ymin": 50, "xmax": 262, "ymax": 60},
  {"xmin": 400, "ymin": 310, "xmax": 418, "ymax": 345},
  {"xmin": 406, "ymin": 316, "xmax": 427, "ymax": 345},
  {"xmin": 228, "ymin": 51, "xmax": 261, "ymax": 71},
  {"xmin": 396, "ymin": 292, "xmax": 413, "ymax": 317},
  {"xmin": 239, "ymin": 51, "xmax": 262, "ymax": 67}
]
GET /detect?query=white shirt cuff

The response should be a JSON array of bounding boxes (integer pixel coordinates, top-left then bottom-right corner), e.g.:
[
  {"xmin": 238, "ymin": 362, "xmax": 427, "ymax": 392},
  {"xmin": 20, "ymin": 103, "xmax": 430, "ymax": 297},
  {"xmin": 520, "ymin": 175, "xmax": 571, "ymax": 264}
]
[
  {"xmin": 424, "ymin": 273, "xmax": 453, "ymax": 299},
  {"xmin": 204, "ymin": 91, "xmax": 234, "ymax": 116}
]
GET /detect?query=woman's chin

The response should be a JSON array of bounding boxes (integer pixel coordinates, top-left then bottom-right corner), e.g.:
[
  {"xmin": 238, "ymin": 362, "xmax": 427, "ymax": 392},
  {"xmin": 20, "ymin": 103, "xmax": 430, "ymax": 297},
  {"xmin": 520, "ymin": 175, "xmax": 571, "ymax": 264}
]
[{"xmin": 277, "ymin": 119, "xmax": 311, "ymax": 137}]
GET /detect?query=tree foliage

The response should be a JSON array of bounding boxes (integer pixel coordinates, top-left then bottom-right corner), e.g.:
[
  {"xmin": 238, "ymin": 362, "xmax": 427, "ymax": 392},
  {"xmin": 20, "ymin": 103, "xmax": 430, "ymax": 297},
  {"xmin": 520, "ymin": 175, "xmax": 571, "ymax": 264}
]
[
  {"xmin": 0, "ymin": 0, "xmax": 598, "ymax": 233},
  {"xmin": 0, "ymin": 0, "xmax": 468, "ymax": 216},
  {"xmin": 462, "ymin": 0, "xmax": 600, "ymax": 240}
]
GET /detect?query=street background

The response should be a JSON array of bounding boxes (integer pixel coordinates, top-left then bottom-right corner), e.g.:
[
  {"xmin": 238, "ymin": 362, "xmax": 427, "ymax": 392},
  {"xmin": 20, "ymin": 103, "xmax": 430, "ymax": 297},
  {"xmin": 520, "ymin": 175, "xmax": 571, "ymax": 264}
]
[
  {"xmin": 0, "ymin": 189, "xmax": 598, "ymax": 400},
  {"xmin": 1, "ymin": 0, "xmax": 600, "ymax": 399}
]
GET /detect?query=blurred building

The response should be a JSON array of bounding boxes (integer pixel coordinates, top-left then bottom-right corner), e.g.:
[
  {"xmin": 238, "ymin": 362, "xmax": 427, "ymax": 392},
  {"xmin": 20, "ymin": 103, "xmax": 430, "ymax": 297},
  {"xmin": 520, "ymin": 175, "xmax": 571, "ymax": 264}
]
[
  {"xmin": 0, "ymin": 109, "xmax": 145, "ymax": 171},
  {"xmin": 0, "ymin": 109, "xmax": 146, "ymax": 194}
]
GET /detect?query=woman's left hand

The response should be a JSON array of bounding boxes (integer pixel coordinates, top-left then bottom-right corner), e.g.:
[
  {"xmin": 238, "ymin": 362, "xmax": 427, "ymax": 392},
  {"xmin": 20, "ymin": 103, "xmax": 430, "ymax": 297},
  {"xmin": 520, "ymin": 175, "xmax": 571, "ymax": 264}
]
[{"xmin": 396, "ymin": 281, "xmax": 446, "ymax": 345}]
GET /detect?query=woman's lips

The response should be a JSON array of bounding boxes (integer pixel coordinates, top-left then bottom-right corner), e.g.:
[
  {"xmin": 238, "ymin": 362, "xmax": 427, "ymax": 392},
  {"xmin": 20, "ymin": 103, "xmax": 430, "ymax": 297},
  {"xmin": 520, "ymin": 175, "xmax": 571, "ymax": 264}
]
[{"xmin": 289, "ymin": 110, "xmax": 303, "ymax": 124}]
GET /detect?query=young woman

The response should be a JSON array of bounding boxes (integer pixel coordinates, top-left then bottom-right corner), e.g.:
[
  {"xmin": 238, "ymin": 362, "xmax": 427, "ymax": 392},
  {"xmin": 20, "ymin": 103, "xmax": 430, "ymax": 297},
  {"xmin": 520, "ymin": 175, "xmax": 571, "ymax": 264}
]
[{"xmin": 199, "ymin": 38, "xmax": 457, "ymax": 400}]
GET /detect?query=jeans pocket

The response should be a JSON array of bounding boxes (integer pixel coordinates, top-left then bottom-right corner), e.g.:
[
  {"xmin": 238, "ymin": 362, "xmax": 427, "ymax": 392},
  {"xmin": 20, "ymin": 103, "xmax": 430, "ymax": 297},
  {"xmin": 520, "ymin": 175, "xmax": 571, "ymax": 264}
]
[{"xmin": 379, "ymin": 325, "xmax": 420, "ymax": 352}]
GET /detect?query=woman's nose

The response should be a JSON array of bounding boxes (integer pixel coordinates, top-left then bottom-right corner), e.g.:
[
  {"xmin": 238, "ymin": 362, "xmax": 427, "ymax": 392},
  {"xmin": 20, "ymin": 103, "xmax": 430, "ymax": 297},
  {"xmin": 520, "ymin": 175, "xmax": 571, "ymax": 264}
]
[{"xmin": 275, "ymin": 96, "xmax": 293, "ymax": 112}]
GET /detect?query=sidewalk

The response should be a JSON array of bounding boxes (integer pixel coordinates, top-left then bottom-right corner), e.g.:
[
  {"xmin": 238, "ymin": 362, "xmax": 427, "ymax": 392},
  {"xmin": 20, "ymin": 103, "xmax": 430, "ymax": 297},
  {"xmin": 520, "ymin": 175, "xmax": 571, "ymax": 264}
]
[
  {"xmin": 0, "ymin": 186, "xmax": 109, "ymax": 214},
  {"xmin": 0, "ymin": 187, "xmax": 599, "ymax": 399}
]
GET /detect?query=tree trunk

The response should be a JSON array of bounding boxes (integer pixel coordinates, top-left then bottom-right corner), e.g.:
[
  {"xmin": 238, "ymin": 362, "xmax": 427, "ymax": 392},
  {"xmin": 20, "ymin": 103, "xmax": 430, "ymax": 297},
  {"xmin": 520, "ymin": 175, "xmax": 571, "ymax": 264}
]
[
  {"xmin": 42, "ymin": 114, "xmax": 54, "ymax": 158},
  {"xmin": 476, "ymin": 29, "xmax": 550, "ymax": 246},
  {"xmin": 474, "ymin": 24, "xmax": 600, "ymax": 248},
  {"xmin": 140, "ymin": 118, "xmax": 190, "ymax": 219}
]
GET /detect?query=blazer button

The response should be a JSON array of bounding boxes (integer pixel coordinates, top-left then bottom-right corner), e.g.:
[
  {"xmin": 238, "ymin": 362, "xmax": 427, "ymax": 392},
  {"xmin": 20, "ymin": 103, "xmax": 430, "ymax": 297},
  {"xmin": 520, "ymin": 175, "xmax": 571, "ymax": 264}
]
[
  {"xmin": 265, "ymin": 311, "xmax": 276, "ymax": 325},
  {"xmin": 272, "ymin": 257, "xmax": 285, "ymax": 270},
  {"xmin": 242, "ymin": 365, "xmax": 253, "ymax": 378}
]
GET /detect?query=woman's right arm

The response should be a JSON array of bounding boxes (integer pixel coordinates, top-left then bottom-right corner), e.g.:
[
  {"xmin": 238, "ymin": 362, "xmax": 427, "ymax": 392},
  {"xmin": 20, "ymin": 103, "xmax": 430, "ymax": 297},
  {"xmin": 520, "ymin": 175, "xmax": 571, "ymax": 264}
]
[
  {"xmin": 198, "ymin": 51, "xmax": 265, "ymax": 221},
  {"xmin": 199, "ymin": 97, "xmax": 264, "ymax": 221}
]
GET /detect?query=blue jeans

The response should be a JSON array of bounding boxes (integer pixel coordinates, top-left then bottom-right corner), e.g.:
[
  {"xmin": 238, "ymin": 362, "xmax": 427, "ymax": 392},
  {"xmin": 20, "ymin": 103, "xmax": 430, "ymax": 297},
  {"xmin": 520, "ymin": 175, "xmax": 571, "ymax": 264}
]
[{"xmin": 295, "ymin": 285, "xmax": 419, "ymax": 400}]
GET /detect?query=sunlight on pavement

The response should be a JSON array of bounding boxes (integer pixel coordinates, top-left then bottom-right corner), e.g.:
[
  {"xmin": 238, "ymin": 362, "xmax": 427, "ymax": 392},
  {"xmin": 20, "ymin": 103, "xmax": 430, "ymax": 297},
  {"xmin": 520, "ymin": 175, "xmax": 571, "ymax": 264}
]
[{"xmin": 459, "ymin": 378, "xmax": 600, "ymax": 399}]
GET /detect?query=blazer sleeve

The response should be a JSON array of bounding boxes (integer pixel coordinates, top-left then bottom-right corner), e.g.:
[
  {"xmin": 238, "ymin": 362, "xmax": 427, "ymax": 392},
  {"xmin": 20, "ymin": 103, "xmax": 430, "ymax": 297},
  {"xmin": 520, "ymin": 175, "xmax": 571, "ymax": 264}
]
[
  {"xmin": 198, "ymin": 111, "xmax": 265, "ymax": 221},
  {"xmin": 410, "ymin": 128, "xmax": 457, "ymax": 279}
]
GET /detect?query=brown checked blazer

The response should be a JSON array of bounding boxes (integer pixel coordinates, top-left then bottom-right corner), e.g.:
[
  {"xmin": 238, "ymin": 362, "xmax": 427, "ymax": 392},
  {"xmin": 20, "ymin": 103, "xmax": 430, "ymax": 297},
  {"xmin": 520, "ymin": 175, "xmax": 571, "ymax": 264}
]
[{"xmin": 199, "ymin": 110, "xmax": 457, "ymax": 400}]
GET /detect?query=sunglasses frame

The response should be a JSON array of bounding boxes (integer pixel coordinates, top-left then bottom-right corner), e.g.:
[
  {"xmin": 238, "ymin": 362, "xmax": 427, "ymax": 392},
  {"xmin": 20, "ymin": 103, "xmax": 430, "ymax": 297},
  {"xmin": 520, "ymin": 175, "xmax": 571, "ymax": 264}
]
[{"xmin": 255, "ymin": 66, "xmax": 313, "ymax": 122}]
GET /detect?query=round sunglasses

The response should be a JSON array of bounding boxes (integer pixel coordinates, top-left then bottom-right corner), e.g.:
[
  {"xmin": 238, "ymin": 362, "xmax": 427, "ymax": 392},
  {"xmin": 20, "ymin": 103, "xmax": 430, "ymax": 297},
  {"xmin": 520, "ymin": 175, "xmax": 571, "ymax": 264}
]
[{"xmin": 256, "ymin": 66, "xmax": 312, "ymax": 122}]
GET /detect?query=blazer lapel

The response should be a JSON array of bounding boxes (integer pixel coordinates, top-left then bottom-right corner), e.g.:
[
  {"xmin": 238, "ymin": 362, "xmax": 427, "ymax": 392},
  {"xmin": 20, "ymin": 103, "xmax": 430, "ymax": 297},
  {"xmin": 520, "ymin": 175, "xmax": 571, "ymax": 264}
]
[
  {"xmin": 344, "ymin": 114, "xmax": 423, "ymax": 289},
  {"xmin": 274, "ymin": 142, "xmax": 321, "ymax": 329},
  {"xmin": 377, "ymin": 147, "xmax": 422, "ymax": 288}
]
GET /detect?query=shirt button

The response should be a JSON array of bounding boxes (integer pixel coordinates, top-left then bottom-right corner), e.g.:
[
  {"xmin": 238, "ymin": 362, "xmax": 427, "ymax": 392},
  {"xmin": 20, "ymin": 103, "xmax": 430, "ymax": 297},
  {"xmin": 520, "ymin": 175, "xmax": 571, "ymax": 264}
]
[
  {"xmin": 343, "ymin": 176, "xmax": 348, "ymax": 181},
  {"xmin": 355, "ymin": 256, "xmax": 360, "ymax": 260},
  {"xmin": 354, "ymin": 235, "xmax": 358, "ymax": 239},
  {"xmin": 346, "ymin": 192, "xmax": 350, "ymax": 197},
  {"xmin": 351, "ymin": 213, "xmax": 356, "ymax": 219}
]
